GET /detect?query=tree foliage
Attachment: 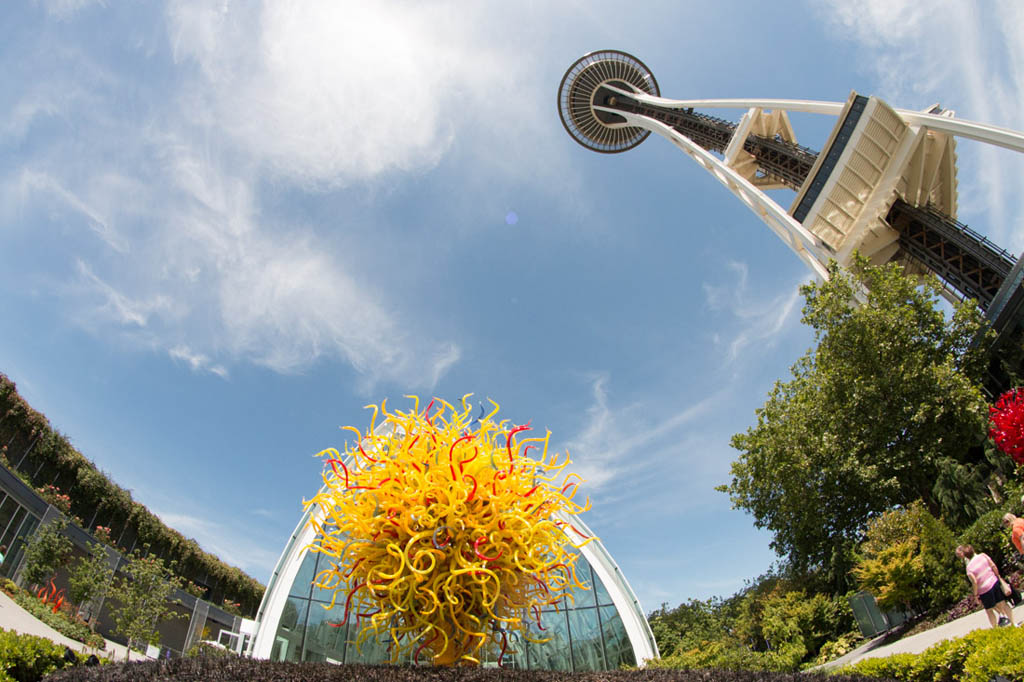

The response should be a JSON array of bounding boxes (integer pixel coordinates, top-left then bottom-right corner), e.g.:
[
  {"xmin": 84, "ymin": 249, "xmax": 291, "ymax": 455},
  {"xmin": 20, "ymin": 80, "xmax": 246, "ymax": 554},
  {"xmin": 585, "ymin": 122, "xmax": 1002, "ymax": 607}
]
[
  {"xmin": 853, "ymin": 502, "xmax": 963, "ymax": 611},
  {"xmin": 20, "ymin": 518, "xmax": 72, "ymax": 588},
  {"xmin": 68, "ymin": 542, "xmax": 115, "ymax": 630},
  {"xmin": 720, "ymin": 258, "xmax": 993, "ymax": 586},
  {"xmin": 111, "ymin": 546, "xmax": 186, "ymax": 655}
]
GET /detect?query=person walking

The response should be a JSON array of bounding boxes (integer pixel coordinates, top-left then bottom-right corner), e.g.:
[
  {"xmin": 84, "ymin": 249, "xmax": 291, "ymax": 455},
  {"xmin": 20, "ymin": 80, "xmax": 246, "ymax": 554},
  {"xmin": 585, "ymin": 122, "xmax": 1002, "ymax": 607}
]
[{"xmin": 956, "ymin": 544, "xmax": 1016, "ymax": 627}]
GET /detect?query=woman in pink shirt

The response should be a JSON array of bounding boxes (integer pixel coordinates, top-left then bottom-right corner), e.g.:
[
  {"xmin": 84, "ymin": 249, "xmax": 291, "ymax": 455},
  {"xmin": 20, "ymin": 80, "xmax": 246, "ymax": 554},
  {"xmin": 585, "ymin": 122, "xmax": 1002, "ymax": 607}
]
[{"xmin": 956, "ymin": 544, "xmax": 1016, "ymax": 627}]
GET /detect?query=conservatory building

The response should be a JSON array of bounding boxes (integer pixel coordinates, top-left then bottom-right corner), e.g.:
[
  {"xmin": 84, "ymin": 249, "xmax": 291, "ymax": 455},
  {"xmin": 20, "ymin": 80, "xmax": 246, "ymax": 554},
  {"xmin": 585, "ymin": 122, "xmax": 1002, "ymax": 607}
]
[{"xmin": 247, "ymin": 488, "xmax": 659, "ymax": 671}]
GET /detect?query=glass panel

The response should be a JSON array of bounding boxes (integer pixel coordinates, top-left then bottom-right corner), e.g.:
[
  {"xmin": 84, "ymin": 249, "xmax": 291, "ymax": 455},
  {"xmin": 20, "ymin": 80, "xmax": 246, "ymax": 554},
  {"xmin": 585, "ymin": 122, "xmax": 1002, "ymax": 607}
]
[
  {"xmin": 289, "ymin": 551, "xmax": 317, "ymax": 599},
  {"xmin": 592, "ymin": 567, "xmax": 614, "ymax": 606},
  {"xmin": 271, "ymin": 597, "xmax": 309, "ymax": 662},
  {"xmin": 1, "ymin": 514, "xmax": 38, "ymax": 578},
  {"xmin": 0, "ymin": 496, "xmax": 18, "ymax": 543},
  {"xmin": 310, "ymin": 552, "xmax": 344, "ymax": 605},
  {"xmin": 567, "ymin": 562, "xmax": 596, "ymax": 608},
  {"xmin": 527, "ymin": 608, "xmax": 571, "ymax": 670},
  {"xmin": 302, "ymin": 601, "xmax": 348, "ymax": 663},
  {"xmin": 344, "ymin": 622, "xmax": 393, "ymax": 664},
  {"xmin": 599, "ymin": 604, "xmax": 636, "ymax": 668},
  {"xmin": 1, "ymin": 507, "xmax": 26, "ymax": 551},
  {"xmin": 568, "ymin": 607, "xmax": 605, "ymax": 671},
  {"xmin": 475, "ymin": 630, "xmax": 522, "ymax": 670}
]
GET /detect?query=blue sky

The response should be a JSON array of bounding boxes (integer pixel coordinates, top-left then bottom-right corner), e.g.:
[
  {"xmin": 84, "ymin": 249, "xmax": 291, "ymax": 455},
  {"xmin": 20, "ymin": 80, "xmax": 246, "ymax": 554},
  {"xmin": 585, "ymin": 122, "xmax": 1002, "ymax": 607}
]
[{"xmin": 2, "ymin": 1, "xmax": 1022, "ymax": 614}]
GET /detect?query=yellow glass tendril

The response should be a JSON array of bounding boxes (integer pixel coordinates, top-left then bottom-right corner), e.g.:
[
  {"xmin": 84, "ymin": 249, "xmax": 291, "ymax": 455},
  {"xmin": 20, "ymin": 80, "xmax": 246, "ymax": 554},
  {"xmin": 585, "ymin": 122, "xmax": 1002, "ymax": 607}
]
[{"xmin": 304, "ymin": 395, "xmax": 594, "ymax": 666}]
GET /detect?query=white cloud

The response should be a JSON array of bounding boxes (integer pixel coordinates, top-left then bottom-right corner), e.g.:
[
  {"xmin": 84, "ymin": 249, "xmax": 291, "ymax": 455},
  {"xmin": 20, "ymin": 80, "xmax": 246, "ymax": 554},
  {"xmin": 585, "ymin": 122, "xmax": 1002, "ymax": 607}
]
[
  {"xmin": 154, "ymin": 509, "xmax": 279, "ymax": 581},
  {"xmin": 14, "ymin": 170, "xmax": 128, "ymax": 253},
  {"xmin": 702, "ymin": 262, "xmax": 803, "ymax": 363},
  {"xmin": 563, "ymin": 374, "xmax": 720, "ymax": 492},
  {"xmin": 149, "ymin": 144, "xmax": 461, "ymax": 385},
  {"xmin": 75, "ymin": 260, "xmax": 177, "ymax": 328},
  {"xmin": 36, "ymin": 0, "xmax": 106, "ymax": 21},
  {"xmin": 169, "ymin": 345, "xmax": 228, "ymax": 379},
  {"xmin": 819, "ymin": 0, "xmax": 1024, "ymax": 252},
  {"xmin": 165, "ymin": 1, "xmax": 512, "ymax": 188}
]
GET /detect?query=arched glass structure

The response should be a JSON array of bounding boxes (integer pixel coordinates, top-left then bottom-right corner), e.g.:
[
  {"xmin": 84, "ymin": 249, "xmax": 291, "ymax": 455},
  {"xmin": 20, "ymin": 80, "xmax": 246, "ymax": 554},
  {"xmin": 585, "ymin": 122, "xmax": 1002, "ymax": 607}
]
[{"xmin": 249, "ymin": 480, "xmax": 658, "ymax": 670}]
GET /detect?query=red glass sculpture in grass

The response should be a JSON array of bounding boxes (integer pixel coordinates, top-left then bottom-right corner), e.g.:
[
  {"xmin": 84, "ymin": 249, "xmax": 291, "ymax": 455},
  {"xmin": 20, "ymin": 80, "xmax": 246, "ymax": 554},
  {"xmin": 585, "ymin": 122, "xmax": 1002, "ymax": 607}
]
[
  {"xmin": 989, "ymin": 388, "xmax": 1024, "ymax": 464},
  {"xmin": 304, "ymin": 396, "xmax": 594, "ymax": 666}
]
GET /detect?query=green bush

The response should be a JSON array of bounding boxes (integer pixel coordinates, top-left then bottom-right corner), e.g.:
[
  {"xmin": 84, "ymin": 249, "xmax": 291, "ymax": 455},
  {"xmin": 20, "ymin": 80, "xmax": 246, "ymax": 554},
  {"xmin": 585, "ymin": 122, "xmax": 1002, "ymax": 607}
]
[
  {"xmin": 0, "ymin": 627, "xmax": 77, "ymax": 682},
  {"xmin": 961, "ymin": 625, "xmax": 1024, "ymax": 682},
  {"xmin": 9, "ymin": 589, "xmax": 104, "ymax": 650},
  {"xmin": 840, "ymin": 625, "xmax": 1024, "ymax": 682},
  {"xmin": 958, "ymin": 509, "xmax": 1017, "ymax": 572},
  {"xmin": 813, "ymin": 631, "xmax": 862, "ymax": 666},
  {"xmin": 853, "ymin": 503, "xmax": 963, "ymax": 613},
  {"xmin": 184, "ymin": 641, "xmax": 237, "ymax": 658}
]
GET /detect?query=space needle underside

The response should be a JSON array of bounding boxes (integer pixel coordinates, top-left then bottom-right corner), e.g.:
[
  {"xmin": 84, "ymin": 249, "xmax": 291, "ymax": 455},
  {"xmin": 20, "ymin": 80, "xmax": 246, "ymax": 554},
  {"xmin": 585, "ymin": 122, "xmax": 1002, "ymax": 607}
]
[{"xmin": 558, "ymin": 50, "xmax": 1024, "ymax": 321}]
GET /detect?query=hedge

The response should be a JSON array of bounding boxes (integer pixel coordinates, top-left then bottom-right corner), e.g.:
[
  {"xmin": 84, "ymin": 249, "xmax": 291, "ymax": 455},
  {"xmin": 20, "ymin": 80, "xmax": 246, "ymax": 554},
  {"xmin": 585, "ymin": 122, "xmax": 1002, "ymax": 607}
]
[
  {"xmin": 0, "ymin": 373, "xmax": 264, "ymax": 616},
  {"xmin": 0, "ymin": 627, "xmax": 83, "ymax": 682},
  {"xmin": 45, "ymin": 658, "xmax": 898, "ymax": 682},
  {"xmin": 840, "ymin": 624, "xmax": 1024, "ymax": 681}
]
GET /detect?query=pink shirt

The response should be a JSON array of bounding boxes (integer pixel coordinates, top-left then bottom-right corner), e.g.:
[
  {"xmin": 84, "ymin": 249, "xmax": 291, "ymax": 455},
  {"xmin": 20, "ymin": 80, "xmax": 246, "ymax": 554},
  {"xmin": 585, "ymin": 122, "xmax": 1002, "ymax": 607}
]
[{"xmin": 966, "ymin": 553, "xmax": 998, "ymax": 593}]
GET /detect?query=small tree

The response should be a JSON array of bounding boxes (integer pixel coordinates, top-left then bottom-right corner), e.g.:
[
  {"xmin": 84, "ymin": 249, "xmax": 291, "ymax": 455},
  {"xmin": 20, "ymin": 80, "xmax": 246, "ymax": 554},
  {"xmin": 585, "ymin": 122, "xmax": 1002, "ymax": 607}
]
[
  {"xmin": 20, "ymin": 518, "xmax": 72, "ymax": 589},
  {"xmin": 852, "ymin": 538, "xmax": 925, "ymax": 612},
  {"xmin": 68, "ymin": 541, "xmax": 114, "ymax": 631},
  {"xmin": 111, "ymin": 546, "xmax": 186, "ymax": 656}
]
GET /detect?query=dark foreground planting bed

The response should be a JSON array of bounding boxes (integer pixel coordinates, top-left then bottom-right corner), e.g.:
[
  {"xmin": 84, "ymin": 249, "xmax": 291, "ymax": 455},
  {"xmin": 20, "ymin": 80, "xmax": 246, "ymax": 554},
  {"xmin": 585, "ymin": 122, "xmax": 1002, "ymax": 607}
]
[{"xmin": 44, "ymin": 658, "xmax": 894, "ymax": 682}]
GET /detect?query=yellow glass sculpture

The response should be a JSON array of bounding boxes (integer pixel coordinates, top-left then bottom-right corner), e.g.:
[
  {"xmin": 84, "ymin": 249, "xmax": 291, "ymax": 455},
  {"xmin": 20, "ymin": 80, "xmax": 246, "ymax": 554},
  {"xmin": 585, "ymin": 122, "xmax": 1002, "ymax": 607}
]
[{"xmin": 305, "ymin": 395, "xmax": 593, "ymax": 665}]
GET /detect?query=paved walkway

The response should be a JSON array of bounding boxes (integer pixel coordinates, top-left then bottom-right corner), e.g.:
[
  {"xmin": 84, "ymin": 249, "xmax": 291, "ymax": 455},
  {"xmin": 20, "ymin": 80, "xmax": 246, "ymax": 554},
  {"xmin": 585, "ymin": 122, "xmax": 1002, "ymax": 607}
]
[
  {"xmin": 818, "ymin": 602, "xmax": 1024, "ymax": 670},
  {"xmin": 0, "ymin": 590, "xmax": 150, "ymax": 662}
]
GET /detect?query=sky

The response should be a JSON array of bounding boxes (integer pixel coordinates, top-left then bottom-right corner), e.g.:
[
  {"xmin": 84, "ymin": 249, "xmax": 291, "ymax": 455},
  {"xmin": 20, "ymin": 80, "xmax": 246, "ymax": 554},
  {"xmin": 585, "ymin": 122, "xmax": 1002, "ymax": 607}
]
[{"xmin": 2, "ymin": 0, "xmax": 1022, "ymax": 615}]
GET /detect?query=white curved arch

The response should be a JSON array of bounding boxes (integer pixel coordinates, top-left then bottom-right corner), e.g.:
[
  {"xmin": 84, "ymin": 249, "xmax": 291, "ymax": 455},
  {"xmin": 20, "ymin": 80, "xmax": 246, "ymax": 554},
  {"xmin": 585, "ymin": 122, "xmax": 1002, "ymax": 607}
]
[
  {"xmin": 250, "ymin": 464, "xmax": 658, "ymax": 665},
  {"xmin": 602, "ymin": 84, "xmax": 1024, "ymax": 155}
]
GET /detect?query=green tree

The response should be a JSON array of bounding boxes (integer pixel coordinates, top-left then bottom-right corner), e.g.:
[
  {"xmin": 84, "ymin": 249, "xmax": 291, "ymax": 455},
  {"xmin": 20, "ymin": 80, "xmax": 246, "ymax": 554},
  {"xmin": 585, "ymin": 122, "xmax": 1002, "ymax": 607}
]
[
  {"xmin": 111, "ymin": 546, "xmax": 186, "ymax": 656},
  {"xmin": 720, "ymin": 258, "xmax": 993, "ymax": 587},
  {"xmin": 20, "ymin": 518, "xmax": 72, "ymax": 589},
  {"xmin": 647, "ymin": 595, "xmax": 737, "ymax": 657},
  {"xmin": 853, "ymin": 502, "xmax": 963, "ymax": 611},
  {"xmin": 67, "ymin": 542, "xmax": 114, "ymax": 631}
]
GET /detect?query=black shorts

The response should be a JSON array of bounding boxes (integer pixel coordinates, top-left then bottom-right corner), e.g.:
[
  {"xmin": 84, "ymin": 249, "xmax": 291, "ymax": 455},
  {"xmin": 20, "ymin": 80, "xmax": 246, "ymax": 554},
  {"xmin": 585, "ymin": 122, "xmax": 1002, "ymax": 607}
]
[{"xmin": 980, "ymin": 582, "xmax": 1007, "ymax": 609}]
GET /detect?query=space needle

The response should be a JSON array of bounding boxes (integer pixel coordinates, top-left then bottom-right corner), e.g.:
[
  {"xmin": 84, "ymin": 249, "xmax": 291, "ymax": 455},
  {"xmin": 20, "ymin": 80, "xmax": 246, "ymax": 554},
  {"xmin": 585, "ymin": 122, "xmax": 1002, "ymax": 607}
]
[{"xmin": 557, "ymin": 50, "xmax": 1024, "ymax": 346}]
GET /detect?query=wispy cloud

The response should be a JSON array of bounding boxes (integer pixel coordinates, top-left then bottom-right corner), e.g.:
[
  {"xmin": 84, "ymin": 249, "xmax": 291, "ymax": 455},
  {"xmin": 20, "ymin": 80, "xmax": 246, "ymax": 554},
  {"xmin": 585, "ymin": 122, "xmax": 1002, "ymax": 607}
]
[
  {"xmin": 169, "ymin": 345, "xmax": 228, "ymax": 379},
  {"xmin": 14, "ymin": 170, "xmax": 128, "ymax": 253},
  {"xmin": 153, "ymin": 508, "xmax": 280, "ymax": 581},
  {"xmin": 37, "ymin": 0, "xmax": 107, "ymax": 21},
  {"xmin": 75, "ymin": 260, "xmax": 177, "ymax": 328},
  {"xmin": 703, "ymin": 261, "xmax": 803, "ymax": 363},
  {"xmin": 562, "ymin": 373, "xmax": 721, "ymax": 492}
]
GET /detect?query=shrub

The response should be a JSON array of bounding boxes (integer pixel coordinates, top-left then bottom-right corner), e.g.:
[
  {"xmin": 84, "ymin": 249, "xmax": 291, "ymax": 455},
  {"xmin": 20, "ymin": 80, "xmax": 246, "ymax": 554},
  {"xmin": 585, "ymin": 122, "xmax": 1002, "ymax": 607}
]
[
  {"xmin": 853, "ymin": 503, "xmax": 963, "ymax": 613},
  {"xmin": 958, "ymin": 509, "xmax": 1015, "ymax": 572},
  {"xmin": 184, "ymin": 641, "xmax": 236, "ymax": 659},
  {"xmin": 813, "ymin": 630, "xmax": 862, "ymax": 666},
  {"xmin": 9, "ymin": 588, "xmax": 105, "ymax": 649},
  {"xmin": 42, "ymin": 657, "xmax": 903, "ymax": 681},
  {"xmin": 841, "ymin": 625, "xmax": 1024, "ymax": 682},
  {"xmin": 961, "ymin": 624, "xmax": 1024, "ymax": 681},
  {"xmin": 0, "ymin": 627, "xmax": 78, "ymax": 682}
]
